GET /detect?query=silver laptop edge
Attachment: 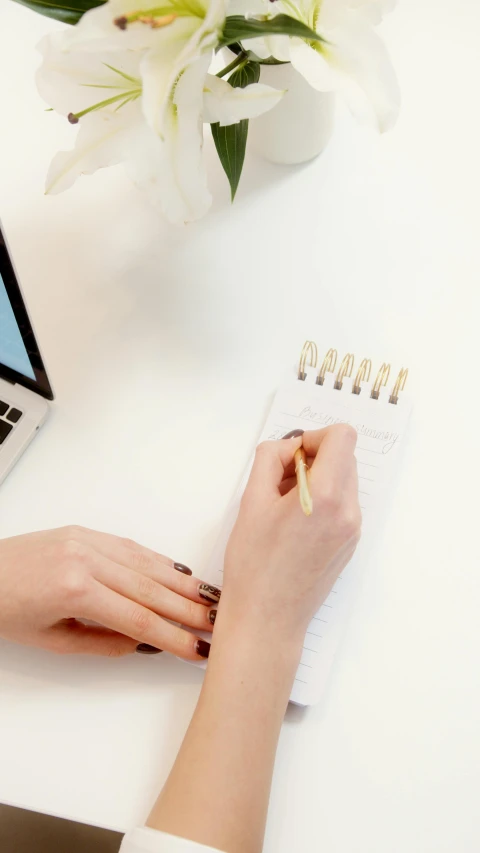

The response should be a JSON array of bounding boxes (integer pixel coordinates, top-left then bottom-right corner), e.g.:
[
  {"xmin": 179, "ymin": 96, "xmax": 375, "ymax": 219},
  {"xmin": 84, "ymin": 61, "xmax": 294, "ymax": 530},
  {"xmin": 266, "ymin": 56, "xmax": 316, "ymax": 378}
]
[{"xmin": 0, "ymin": 220, "xmax": 53, "ymax": 485}]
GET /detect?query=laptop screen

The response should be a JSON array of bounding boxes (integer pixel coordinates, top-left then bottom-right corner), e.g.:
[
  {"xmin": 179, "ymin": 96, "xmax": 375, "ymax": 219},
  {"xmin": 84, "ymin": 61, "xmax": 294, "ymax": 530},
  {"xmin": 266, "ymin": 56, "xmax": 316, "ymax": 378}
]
[
  {"xmin": 0, "ymin": 272, "xmax": 36, "ymax": 381},
  {"xmin": 0, "ymin": 225, "xmax": 53, "ymax": 400}
]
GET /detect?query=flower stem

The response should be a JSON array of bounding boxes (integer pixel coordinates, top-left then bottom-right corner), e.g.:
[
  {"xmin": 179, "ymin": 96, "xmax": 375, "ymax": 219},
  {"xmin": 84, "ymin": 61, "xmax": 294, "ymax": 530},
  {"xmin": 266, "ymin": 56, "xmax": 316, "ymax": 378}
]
[{"xmin": 216, "ymin": 51, "xmax": 248, "ymax": 79}]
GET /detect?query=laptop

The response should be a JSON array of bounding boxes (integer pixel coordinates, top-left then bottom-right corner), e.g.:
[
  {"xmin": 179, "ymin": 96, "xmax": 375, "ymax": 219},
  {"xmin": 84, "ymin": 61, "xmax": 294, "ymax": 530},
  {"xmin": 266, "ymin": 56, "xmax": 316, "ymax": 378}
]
[{"xmin": 0, "ymin": 222, "xmax": 53, "ymax": 485}]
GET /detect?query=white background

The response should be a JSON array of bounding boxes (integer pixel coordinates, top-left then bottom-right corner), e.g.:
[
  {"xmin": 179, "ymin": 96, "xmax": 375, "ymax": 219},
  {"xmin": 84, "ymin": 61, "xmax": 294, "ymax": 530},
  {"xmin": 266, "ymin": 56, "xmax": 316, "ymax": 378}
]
[{"xmin": 0, "ymin": 1, "xmax": 479, "ymax": 850}]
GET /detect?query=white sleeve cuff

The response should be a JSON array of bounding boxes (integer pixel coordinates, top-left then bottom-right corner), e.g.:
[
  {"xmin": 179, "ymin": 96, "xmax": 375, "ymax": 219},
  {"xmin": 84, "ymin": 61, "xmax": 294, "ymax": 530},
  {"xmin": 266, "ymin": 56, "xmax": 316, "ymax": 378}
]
[{"xmin": 119, "ymin": 826, "xmax": 226, "ymax": 853}]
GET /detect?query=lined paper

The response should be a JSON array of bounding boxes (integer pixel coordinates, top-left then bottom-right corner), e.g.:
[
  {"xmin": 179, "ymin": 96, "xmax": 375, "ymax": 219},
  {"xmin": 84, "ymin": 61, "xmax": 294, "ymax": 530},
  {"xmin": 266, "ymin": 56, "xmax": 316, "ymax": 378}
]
[{"xmin": 204, "ymin": 366, "xmax": 412, "ymax": 705}]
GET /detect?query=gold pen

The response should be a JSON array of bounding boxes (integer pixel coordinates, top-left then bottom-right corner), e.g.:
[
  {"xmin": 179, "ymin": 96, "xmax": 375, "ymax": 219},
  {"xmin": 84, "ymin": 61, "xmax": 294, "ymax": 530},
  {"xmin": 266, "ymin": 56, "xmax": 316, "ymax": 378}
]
[{"xmin": 283, "ymin": 430, "xmax": 313, "ymax": 517}]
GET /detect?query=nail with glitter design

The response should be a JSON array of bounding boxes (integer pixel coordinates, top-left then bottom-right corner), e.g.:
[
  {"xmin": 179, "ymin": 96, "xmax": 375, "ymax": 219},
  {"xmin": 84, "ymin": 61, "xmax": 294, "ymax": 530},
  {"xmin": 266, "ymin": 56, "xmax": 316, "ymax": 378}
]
[
  {"xmin": 198, "ymin": 583, "xmax": 221, "ymax": 603},
  {"xmin": 208, "ymin": 609, "xmax": 217, "ymax": 626}
]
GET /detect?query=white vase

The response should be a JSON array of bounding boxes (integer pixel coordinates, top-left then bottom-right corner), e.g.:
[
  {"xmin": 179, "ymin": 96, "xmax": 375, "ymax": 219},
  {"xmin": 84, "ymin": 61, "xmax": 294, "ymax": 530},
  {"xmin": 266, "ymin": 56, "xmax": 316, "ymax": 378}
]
[{"xmin": 248, "ymin": 62, "xmax": 335, "ymax": 165}]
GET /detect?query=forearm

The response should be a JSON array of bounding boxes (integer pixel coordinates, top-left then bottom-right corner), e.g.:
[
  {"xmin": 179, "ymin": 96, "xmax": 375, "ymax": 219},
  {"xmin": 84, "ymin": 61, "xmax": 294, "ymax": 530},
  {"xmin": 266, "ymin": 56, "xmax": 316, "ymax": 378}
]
[{"xmin": 147, "ymin": 605, "xmax": 303, "ymax": 852}]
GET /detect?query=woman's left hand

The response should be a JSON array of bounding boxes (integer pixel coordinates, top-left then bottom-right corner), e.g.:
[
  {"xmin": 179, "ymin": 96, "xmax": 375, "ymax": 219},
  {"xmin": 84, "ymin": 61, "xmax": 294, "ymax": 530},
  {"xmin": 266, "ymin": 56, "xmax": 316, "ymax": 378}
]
[{"xmin": 0, "ymin": 526, "xmax": 218, "ymax": 658}]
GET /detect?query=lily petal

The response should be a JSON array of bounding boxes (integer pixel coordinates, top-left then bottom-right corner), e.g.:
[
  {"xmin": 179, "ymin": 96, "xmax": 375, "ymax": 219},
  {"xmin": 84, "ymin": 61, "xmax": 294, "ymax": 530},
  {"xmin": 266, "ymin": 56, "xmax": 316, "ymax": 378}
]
[
  {"xmin": 347, "ymin": 0, "xmax": 397, "ymax": 23},
  {"xmin": 242, "ymin": 33, "xmax": 291, "ymax": 62},
  {"xmin": 140, "ymin": 18, "xmax": 200, "ymax": 137},
  {"xmin": 45, "ymin": 101, "xmax": 140, "ymax": 194},
  {"xmin": 289, "ymin": 40, "xmax": 341, "ymax": 93},
  {"xmin": 141, "ymin": 0, "xmax": 225, "ymax": 138},
  {"xmin": 328, "ymin": 16, "xmax": 400, "ymax": 131},
  {"xmin": 291, "ymin": 17, "xmax": 400, "ymax": 132},
  {"xmin": 36, "ymin": 33, "xmax": 142, "ymax": 116},
  {"xmin": 203, "ymin": 74, "xmax": 284, "ymax": 125},
  {"xmin": 131, "ymin": 54, "xmax": 212, "ymax": 224}
]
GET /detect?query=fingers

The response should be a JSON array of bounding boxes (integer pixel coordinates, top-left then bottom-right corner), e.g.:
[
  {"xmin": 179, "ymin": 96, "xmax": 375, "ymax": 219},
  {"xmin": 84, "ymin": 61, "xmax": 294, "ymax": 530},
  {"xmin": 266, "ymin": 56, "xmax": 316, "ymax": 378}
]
[
  {"xmin": 245, "ymin": 434, "xmax": 303, "ymax": 503},
  {"xmin": 307, "ymin": 424, "xmax": 358, "ymax": 491},
  {"xmin": 279, "ymin": 427, "xmax": 359, "ymax": 522},
  {"xmin": 71, "ymin": 527, "xmax": 174, "ymax": 570},
  {"xmin": 81, "ymin": 581, "xmax": 211, "ymax": 661},
  {"xmin": 91, "ymin": 554, "xmax": 216, "ymax": 633},
  {"xmin": 45, "ymin": 620, "xmax": 138, "ymax": 657},
  {"xmin": 279, "ymin": 476, "xmax": 297, "ymax": 497},
  {"xmin": 70, "ymin": 527, "xmax": 211, "ymax": 607}
]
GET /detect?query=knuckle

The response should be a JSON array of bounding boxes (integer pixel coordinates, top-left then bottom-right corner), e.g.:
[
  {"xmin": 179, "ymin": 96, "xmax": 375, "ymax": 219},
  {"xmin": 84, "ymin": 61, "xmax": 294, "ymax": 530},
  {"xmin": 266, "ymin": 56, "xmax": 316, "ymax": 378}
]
[
  {"xmin": 333, "ymin": 423, "xmax": 357, "ymax": 444},
  {"xmin": 337, "ymin": 508, "xmax": 362, "ymax": 541},
  {"xmin": 174, "ymin": 629, "xmax": 196, "ymax": 658},
  {"xmin": 316, "ymin": 487, "xmax": 341, "ymax": 515},
  {"xmin": 61, "ymin": 567, "xmax": 89, "ymax": 600},
  {"xmin": 59, "ymin": 537, "xmax": 87, "ymax": 562},
  {"xmin": 63, "ymin": 524, "xmax": 86, "ymax": 539},
  {"xmin": 130, "ymin": 607, "xmax": 151, "ymax": 639},
  {"xmin": 120, "ymin": 537, "xmax": 138, "ymax": 551},
  {"xmin": 131, "ymin": 550, "xmax": 154, "ymax": 573},
  {"xmin": 182, "ymin": 598, "xmax": 198, "ymax": 627},
  {"xmin": 137, "ymin": 573, "xmax": 157, "ymax": 604},
  {"xmin": 255, "ymin": 440, "xmax": 275, "ymax": 458},
  {"xmin": 107, "ymin": 643, "xmax": 130, "ymax": 658}
]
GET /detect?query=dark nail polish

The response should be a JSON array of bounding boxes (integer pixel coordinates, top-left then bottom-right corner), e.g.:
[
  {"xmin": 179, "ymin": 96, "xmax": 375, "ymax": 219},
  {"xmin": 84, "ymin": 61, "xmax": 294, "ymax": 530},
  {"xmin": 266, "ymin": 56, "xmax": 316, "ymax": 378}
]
[
  {"xmin": 136, "ymin": 644, "xmax": 163, "ymax": 654},
  {"xmin": 174, "ymin": 562, "xmax": 193, "ymax": 576},
  {"xmin": 208, "ymin": 609, "xmax": 217, "ymax": 626},
  {"xmin": 195, "ymin": 639, "xmax": 211, "ymax": 659},
  {"xmin": 198, "ymin": 583, "xmax": 222, "ymax": 603},
  {"xmin": 282, "ymin": 429, "xmax": 304, "ymax": 439}
]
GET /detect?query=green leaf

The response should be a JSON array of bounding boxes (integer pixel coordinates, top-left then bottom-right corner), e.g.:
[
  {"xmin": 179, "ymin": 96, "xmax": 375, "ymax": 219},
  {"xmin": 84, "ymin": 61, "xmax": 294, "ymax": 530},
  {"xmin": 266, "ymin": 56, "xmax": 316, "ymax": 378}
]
[
  {"xmin": 219, "ymin": 14, "xmax": 325, "ymax": 49},
  {"xmin": 11, "ymin": 0, "xmax": 105, "ymax": 25},
  {"xmin": 229, "ymin": 60, "xmax": 260, "ymax": 88},
  {"xmin": 211, "ymin": 120, "xmax": 249, "ymax": 202},
  {"xmin": 211, "ymin": 60, "xmax": 260, "ymax": 202}
]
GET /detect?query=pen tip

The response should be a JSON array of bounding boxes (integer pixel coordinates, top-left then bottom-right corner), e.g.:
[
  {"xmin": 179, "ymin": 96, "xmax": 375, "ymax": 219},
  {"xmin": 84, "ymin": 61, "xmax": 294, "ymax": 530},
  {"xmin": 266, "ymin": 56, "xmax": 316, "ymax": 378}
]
[{"xmin": 301, "ymin": 498, "xmax": 313, "ymax": 517}]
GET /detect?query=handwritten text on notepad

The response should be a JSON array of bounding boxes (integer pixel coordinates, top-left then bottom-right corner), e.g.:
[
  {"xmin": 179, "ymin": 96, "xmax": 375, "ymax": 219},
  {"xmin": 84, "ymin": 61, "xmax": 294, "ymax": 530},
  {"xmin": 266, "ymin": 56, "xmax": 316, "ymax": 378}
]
[{"xmin": 267, "ymin": 403, "xmax": 400, "ymax": 454}]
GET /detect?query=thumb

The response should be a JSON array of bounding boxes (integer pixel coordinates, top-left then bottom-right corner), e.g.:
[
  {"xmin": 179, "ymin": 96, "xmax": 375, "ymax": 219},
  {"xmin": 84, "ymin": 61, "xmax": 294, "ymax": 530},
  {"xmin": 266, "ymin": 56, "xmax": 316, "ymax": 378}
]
[
  {"xmin": 246, "ymin": 434, "xmax": 303, "ymax": 504},
  {"xmin": 45, "ymin": 620, "xmax": 138, "ymax": 657}
]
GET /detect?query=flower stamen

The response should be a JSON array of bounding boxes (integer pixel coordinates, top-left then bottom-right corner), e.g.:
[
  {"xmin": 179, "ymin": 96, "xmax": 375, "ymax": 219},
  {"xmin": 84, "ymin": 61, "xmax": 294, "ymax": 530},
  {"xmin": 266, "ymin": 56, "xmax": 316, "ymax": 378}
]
[
  {"xmin": 67, "ymin": 89, "xmax": 141, "ymax": 123},
  {"xmin": 113, "ymin": 8, "xmax": 177, "ymax": 29}
]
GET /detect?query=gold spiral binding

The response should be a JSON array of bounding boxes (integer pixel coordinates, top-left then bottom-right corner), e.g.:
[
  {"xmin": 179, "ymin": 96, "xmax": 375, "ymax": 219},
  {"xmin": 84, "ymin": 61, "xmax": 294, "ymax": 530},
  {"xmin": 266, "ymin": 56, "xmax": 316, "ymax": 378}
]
[
  {"xmin": 316, "ymin": 348, "xmax": 337, "ymax": 385},
  {"xmin": 389, "ymin": 367, "xmax": 408, "ymax": 405},
  {"xmin": 298, "ymin": 340, "xmax": 318, "ymax": 380},
  {"xmin": 371, "ymin": 363, "xmax": 390, "ymax": 400},
  {"xmin": 352, "ymin": 358, "xmax": 372, "ymax": 395},
  {"xmin": 297, "ymin": 342, "xmax": 408, "ymax": 404},
  {"xmin": 334, "ymin": 353, "xmax": 354, "ymax": 390}
]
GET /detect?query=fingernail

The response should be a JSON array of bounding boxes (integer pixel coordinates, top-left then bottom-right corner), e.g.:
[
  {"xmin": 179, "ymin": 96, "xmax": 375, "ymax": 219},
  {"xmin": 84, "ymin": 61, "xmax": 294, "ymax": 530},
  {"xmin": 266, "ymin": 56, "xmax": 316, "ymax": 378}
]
[
  {"xmin": 195, "ymin": 639, "xmax": 211, "ymax": 659},
  {"xmin": 174, "ymin": 562, "xmax": 193, "ymax": 576},
  {"xmin": 136, "ymin": 644, "xmax": 163, "ymax": 654},
  {"xmin": 282, "ymin": 429, "xmax": 304, "ymax": 439},
  {"xmin": 198, "ymin": 583, "xmax": 222, "ymax": 603},
  {"xmin": 208, "ymin": 609, "xmax": 217, "ymax": 626}
]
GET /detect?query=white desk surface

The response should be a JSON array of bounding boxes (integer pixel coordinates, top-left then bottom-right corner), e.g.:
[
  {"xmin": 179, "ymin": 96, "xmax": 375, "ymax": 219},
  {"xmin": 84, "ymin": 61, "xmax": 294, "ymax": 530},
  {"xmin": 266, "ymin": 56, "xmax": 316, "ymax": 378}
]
[{"xmin": 1, "ymin": 1, "xmax": 480, "ymax": 850}]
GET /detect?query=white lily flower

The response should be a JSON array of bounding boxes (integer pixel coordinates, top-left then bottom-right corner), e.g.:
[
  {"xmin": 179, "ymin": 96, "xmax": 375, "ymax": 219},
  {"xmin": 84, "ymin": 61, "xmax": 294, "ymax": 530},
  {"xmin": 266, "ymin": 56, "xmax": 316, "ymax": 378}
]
[
  {"xmin": 36, "ymin": 13, "xmax": 284, "ymax": 224},
  {"xmin": 234, "ymin": 0, "xmax": 400, "ymax": 132},
  {"xmin": 36, "ymin": 37, "xmax": 193, "ymax": 215}
]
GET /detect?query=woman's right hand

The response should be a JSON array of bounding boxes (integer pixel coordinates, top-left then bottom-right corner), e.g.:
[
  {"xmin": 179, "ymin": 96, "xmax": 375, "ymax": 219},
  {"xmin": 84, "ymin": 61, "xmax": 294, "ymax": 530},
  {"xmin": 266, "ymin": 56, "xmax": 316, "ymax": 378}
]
[
  {"xmin": 0, "ymin": 526, "xmax": 219, "ymax": 659},
  {"xmin": 146, "ymin": 425, "xmax": 362, "ymax": 852},
  {"xmin": 221, "ymin": 425, "xmax": 361, "ymax": 646}
]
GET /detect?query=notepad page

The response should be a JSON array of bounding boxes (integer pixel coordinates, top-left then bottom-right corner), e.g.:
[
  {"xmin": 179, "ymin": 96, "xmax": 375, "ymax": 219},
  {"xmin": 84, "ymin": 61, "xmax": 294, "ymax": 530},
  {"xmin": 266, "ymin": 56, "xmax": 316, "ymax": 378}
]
[{"xmin": 203, "ymin": 365, "xmax": 412, "ymax": 706}]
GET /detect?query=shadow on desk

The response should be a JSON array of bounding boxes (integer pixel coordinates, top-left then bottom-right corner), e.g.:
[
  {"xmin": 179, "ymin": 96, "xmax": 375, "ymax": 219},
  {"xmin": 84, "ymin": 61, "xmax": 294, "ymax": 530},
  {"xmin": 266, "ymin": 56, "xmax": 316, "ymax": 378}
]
[{"xmin": 0, "ymin": 804, "xmax": 123, "ymax": 853}]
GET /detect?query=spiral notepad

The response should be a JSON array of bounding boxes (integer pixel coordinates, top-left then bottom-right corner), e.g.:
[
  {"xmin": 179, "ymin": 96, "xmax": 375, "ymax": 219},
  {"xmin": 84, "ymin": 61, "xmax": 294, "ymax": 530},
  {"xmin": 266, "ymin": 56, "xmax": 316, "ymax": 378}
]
[{"xmin": 197, "ymin": 342, "xmax": 412, "ymax": 706}]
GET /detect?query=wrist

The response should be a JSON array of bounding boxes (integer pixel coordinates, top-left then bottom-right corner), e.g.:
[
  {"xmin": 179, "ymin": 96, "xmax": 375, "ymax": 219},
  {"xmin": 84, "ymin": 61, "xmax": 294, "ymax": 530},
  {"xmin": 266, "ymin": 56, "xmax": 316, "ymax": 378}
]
[
  {"xmin": 208, "ymin": 595, "xmax": 305, "ymax": 690},
  {"xmin": 216, "ymin": 591, "xmax": 307, "ymax": 656}
]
